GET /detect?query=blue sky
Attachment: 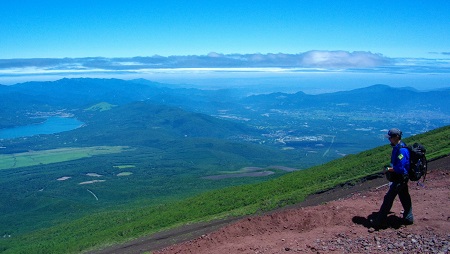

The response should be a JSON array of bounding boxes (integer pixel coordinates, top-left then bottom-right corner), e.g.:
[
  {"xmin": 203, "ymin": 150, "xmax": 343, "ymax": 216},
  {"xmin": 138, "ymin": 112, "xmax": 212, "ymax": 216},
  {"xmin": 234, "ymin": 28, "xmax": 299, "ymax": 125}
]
[
  {"xmin": 2, "ymin": 0, "xmax": 449, "ymax": 58},
  {"xmin": 0, "ymin": 0, "xmax": 449, "ymax": 89}
]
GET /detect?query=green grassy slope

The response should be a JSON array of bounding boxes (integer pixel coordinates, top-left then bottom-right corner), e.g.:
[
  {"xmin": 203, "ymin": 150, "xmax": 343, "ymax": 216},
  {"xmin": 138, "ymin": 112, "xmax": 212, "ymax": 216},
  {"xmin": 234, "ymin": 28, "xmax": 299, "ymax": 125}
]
[
  {"xmin": 1, "ymin": 125, "xmax": 449, "ymax": 254},
  {"xmin": 0, "ymin": 101, "xmax": 309, "ymax": 243},
  {"xmin": 0, "ymin": 146, "xmax": 129, "ymax": 170}
]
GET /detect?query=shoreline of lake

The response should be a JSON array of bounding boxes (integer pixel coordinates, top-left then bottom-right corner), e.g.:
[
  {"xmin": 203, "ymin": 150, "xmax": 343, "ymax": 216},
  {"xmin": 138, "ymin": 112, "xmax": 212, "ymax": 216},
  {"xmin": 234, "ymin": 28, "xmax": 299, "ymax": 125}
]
[{"xmin": 0, "ymin": 117, "xmax": 84, "ymax": 140}]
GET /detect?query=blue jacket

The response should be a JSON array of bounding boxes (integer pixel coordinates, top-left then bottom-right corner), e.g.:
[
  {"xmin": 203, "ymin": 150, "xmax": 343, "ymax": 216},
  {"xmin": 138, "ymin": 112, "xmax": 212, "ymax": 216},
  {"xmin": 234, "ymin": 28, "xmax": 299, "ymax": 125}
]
[{"xmin": 391, "ymin": 141, "xmax": 410, "ymax": 175}]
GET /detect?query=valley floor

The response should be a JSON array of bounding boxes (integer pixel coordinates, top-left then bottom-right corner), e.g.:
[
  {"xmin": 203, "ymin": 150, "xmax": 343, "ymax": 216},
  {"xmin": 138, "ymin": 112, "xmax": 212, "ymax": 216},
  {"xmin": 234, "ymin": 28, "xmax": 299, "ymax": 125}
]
[{"xmin": 92, "ymin": 156, "xmax": 450, "ymax": 254}]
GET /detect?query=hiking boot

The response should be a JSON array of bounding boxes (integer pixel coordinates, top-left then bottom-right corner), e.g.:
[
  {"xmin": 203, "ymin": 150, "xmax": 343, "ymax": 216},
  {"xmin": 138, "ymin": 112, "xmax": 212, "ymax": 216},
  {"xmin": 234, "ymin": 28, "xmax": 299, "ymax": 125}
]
[
  {"xmin": 403, "ymin": 213, "xmax": 414, "ymax": 225},
  {"xmin": 402, "ymin": 218, "xmax": 414, "ymax": 225}
]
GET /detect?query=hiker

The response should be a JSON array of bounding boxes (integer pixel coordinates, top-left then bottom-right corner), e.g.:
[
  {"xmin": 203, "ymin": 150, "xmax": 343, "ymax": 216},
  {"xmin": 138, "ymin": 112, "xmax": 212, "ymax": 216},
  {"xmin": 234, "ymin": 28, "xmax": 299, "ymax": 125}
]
[{"xmin": 371, "ymin": 128, "xmax": 414, "ymax": 228}]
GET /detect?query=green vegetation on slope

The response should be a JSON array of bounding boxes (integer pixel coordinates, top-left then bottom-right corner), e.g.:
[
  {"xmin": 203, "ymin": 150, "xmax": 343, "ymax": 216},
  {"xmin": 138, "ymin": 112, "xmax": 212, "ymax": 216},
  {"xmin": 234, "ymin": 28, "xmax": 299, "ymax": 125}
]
[
  {"xmin": 0, "ymin": 146, "xmax": 130, "ymax": 170},
  {"xmin": 85, "ymin": 102, "xmax": 117, "ymax": 112},
  {"xmin": 2, "ymin": 125, "xmax": 448, "ymax": 254},
  {"xmin": 0, "ymin": 137, "xmax": 299, "ymax": 240}
]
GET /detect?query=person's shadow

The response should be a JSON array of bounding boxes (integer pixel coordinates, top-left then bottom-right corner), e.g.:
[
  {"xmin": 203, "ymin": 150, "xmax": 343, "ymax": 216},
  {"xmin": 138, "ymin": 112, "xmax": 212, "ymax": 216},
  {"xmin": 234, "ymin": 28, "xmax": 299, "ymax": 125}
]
[{"xmin": 352, "ymin": 212, "xmax": 404, "ymax": 230}]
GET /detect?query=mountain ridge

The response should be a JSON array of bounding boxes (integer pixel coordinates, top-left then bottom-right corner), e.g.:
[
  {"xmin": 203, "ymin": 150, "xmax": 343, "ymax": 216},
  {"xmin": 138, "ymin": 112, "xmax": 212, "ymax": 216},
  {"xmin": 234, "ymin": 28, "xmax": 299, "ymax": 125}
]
[
  {"xmin": 243, "ymin": 83, "xmax": 450, "ymax": 112},
  {"xmin": 1, "ymin": 78, "xmax": 449, "ymax": 123}
]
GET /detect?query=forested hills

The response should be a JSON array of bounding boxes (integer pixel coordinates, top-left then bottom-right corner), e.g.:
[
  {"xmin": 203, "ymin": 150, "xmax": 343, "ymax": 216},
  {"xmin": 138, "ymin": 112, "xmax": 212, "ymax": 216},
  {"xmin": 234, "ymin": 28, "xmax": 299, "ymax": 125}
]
[
  {"xmin": 0, "ymin": 78, "xmax": 238, "ymax": 128},
  {"xmin": 0, "ymin": 78, "xmax": 449, "ymax": 253},
  {"xmin": 2, "ymin": 79, "xmax": 449, "ymax": 130}
]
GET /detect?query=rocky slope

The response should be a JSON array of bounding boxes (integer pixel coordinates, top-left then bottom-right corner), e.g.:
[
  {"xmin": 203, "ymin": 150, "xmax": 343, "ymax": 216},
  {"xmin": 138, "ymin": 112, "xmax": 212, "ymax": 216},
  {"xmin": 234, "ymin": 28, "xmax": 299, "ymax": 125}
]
[
  {"xmin": 92, "ymin": 156, "xmax": 449, "ymax": 254},
  {"xmin": 154, "ymin": 156, "xmax": 450, "ymax": 254}
]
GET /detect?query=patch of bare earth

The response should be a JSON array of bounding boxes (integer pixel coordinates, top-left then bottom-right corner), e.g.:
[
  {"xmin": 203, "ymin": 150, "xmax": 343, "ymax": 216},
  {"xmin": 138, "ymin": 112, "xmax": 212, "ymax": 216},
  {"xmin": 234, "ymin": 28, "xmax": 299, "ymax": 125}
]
[
  {"xmin": 92, "ymin": 157, "xmax": 449, "ymax": 254},
  {"xmin": 155, "ymin": 156, "xmax": 450, "ymax": 254}
]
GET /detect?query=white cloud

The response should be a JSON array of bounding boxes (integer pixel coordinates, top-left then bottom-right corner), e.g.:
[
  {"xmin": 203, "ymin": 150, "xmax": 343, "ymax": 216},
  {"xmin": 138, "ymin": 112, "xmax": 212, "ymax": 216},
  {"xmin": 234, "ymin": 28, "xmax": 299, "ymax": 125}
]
[
  {"xmin": 300, "ymin": 51, "xmax": 389, "ymax": 67},
  {"xmin": 207, "ymin": 52, "xmax": 224, "ymax": 58}
]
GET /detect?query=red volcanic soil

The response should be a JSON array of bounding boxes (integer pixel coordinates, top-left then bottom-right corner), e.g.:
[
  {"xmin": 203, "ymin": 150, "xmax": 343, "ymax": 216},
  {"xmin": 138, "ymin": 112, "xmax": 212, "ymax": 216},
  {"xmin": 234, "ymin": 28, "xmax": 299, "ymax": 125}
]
[{"xmin": 94, "ymin": 156, "xmax": 450, "ymax": 254}]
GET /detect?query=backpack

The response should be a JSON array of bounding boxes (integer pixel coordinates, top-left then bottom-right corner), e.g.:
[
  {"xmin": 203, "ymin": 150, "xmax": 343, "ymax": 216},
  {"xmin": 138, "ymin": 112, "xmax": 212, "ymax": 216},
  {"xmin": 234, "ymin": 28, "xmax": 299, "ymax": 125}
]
[{"xmin": 406, "ymin": 143, "xmax": 428, "ymax": 182}]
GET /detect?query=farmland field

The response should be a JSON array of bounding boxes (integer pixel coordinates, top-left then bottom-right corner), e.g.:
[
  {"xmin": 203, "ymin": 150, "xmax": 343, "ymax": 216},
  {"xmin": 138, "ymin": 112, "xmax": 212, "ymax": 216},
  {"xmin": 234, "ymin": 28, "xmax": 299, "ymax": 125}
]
[{"xmin": 0, "ymin": 146, "xmax": 131, "ymax": 170}]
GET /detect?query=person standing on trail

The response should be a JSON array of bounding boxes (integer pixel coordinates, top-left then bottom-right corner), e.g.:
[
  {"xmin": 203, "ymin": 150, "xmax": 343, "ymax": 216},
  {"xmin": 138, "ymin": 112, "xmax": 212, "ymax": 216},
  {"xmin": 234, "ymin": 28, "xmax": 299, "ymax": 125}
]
[{"xmin": 371, "ymin": 128, "xmax": 414, "ymax": 228}]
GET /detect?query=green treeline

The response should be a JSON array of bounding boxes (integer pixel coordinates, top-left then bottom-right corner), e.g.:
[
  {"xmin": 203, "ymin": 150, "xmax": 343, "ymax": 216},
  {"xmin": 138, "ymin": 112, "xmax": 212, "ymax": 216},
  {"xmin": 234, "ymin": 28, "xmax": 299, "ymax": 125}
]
[{"xmin": 1, "ymin": 125, "xmax": 449, "ymax": 254}]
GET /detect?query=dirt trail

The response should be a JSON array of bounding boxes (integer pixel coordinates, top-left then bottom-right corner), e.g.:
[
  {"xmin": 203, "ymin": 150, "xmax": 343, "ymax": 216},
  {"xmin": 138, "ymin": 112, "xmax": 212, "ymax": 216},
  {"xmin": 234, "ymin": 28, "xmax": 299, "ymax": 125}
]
[{"xmin": 93, "ymin": 156, "xmax": 450, "ymax": 254}]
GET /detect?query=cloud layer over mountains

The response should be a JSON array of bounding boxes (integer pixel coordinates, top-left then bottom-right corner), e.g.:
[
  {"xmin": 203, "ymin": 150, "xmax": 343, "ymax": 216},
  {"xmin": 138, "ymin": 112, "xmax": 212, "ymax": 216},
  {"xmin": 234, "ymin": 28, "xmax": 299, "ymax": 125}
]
[
  {"xmin": 1, "ymin": 51, "xmax": 390, "ymax": 70},
  {"xmin": 0, "ymin": 50, "xmax": 449, "ymax": 84}
]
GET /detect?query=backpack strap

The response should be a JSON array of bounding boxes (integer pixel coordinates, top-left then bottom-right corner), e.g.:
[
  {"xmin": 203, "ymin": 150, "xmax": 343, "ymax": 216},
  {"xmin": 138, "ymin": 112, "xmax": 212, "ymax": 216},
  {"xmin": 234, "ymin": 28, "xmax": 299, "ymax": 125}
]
[{"xmin": 416, "ymin": 153, "xmax": 428, "ymax": 188}]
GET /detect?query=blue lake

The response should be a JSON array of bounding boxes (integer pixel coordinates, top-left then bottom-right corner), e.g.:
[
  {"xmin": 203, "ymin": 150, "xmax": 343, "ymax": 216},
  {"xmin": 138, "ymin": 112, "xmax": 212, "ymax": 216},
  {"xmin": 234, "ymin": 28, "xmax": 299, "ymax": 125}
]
[{"xmin": 0, "ymin": 117, "xmax": 84, "ymax": 139}]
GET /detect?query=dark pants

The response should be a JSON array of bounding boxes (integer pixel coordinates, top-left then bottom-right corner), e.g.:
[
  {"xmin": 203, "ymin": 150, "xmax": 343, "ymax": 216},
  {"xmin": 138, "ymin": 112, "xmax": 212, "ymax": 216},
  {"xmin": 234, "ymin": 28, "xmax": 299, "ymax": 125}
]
[{"xmin": 379, "ymin": 180, "xmax": 413, "ymax": 222}]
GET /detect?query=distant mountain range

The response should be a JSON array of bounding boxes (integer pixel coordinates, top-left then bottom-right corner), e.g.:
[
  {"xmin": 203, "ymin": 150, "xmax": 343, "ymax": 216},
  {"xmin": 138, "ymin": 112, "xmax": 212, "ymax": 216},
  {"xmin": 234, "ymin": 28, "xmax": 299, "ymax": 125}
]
[
  {"xmin": 1, "ymin": 78, "xmax": 449, "ymax": 128},
  {"xmin": 0, "ymin": 78, "xmax": 241, "ymax": 128},
  {"xmin": 242, "ymin": 84, "xmax": 450, "ymax": 113},
  {"xmin": 2, "ymin": 78, "xmax": 449, "ymax": 155}
]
